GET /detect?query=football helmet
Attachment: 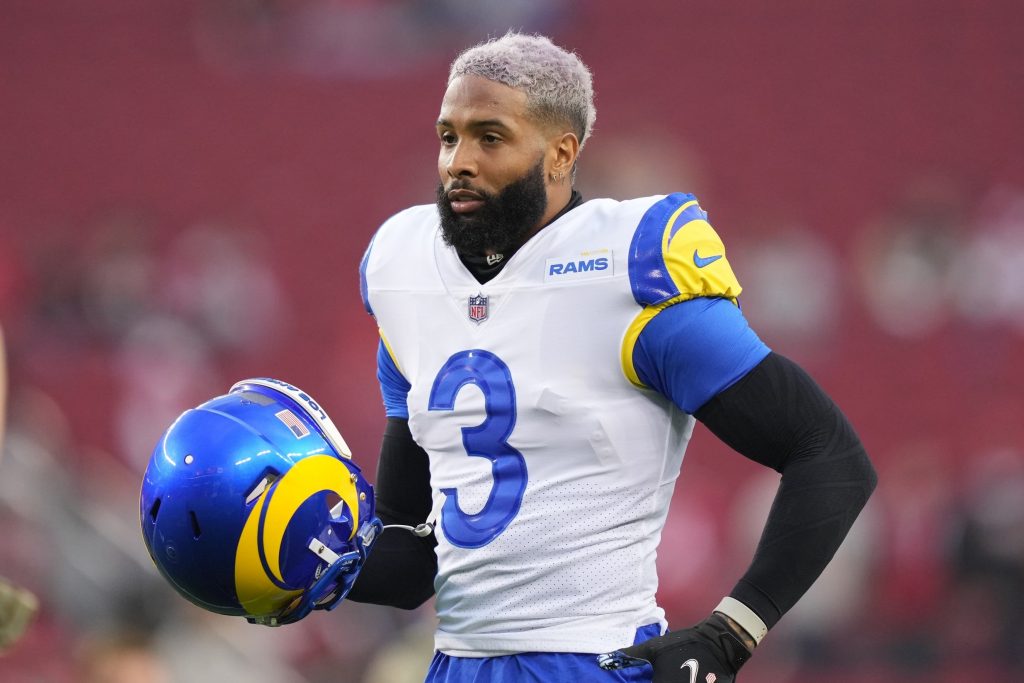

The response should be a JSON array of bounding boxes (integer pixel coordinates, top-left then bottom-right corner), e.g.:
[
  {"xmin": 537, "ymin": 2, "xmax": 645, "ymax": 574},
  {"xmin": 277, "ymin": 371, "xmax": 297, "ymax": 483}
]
[{"xmin": 140, "ymin": 378, "xmax": 381, "ymax": 626}]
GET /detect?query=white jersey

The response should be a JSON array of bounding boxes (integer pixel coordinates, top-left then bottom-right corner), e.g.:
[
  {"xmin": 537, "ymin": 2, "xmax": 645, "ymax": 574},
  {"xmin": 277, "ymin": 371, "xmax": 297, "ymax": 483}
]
[{"xmin": 361, "ymin": 193, "xmax": 743, "ymax": 656}]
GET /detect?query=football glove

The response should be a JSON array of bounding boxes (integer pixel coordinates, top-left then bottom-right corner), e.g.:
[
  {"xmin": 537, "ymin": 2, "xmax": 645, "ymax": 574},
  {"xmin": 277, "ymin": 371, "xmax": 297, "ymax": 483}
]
[{"xmin": 597, "ymin": 613, "xmax": 753, "ymax": 683}]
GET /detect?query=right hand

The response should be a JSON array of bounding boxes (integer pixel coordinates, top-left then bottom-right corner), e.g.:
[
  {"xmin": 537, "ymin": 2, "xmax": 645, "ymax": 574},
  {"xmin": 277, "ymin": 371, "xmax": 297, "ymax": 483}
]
[{"xmin": 597, "ymin": 613, "xmax": 752, "ymax": 682}]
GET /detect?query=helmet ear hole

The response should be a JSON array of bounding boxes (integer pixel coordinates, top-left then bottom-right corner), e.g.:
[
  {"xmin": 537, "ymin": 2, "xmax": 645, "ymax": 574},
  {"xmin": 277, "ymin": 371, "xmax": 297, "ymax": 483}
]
[
  {"xmin": 245, "ymin": 471, "xmax": 281, "ymax": 505},
  {"xmin": 325, "ymin": 492, "xmax": 342, "ymax": 518},
  {"xmin": 149, "ymin": 498, "xmax": 161, "ymax": 523},
  {"xmin": 189, "ymin": 510, "xmax": 202, "ymax": 540}
]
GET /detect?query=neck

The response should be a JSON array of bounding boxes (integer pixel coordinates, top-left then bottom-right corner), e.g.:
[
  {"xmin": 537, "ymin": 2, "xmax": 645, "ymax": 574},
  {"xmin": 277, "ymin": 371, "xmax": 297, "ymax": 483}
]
[{"xmin": 519, "ymin": 185, "xmax": 573, "ymax": 245}]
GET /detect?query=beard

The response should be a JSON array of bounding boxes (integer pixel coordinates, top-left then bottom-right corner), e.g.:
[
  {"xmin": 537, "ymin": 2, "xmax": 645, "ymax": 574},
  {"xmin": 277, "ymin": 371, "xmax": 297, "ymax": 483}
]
[{"xmin": 436, "ymin": 158, "xmax": 548, "ymax": 256}]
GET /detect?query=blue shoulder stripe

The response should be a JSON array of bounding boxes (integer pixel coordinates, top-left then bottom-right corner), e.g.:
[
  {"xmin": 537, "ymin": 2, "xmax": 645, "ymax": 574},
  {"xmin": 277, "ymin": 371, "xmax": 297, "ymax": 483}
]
[
  {"xmin": 377, "ymin": 339, "xmax": 410, "ymax": 419},
  {"xmin": 358, "ymin": 234, "xmax": 376, "ymax": 316},
  {"xmin": 668, "ymin": 202, "xmax": 708, "ymax": 241},
  {"xmin": 628, "ymin": 192, "xmax": 705, "ymax": 306}
]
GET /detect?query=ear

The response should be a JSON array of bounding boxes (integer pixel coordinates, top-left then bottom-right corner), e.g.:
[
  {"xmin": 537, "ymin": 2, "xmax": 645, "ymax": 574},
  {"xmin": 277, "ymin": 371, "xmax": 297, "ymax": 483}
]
[{"xmin": 549, "ymin": 132, "xmax": 580, "ymax": 183}]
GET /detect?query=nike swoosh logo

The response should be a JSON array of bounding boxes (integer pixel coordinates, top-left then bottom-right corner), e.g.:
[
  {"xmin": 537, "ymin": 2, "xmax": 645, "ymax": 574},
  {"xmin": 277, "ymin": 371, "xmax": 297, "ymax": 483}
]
[
  {"xmin": 693, "ymin": 249, "xmax": 723, "ymax": 268},
  {"xmin": 680, "ymin": 658, "xmax": 699, "ymax": 683}
]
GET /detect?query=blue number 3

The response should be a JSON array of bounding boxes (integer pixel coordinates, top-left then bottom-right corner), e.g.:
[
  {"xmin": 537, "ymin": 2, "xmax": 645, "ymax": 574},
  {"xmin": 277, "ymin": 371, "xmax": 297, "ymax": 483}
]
[{"xmin": 428, "ymin": 350, "xmax": 527, "ymax": 548}]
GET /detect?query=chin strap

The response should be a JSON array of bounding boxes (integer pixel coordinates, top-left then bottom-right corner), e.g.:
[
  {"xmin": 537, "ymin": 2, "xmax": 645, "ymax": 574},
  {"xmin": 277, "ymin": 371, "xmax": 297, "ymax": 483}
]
[
  {"xmin": 382, "ymin": 491, "xmax": 445, "ymax": 538},
  {"xmin": 381, "ymin": 521, "xmax": 435, "ymax": 538}
]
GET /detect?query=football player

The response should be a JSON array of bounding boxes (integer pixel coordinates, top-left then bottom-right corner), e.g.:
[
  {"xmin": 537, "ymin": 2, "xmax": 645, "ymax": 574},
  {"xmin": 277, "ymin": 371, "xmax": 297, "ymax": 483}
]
[{"xmin": 349, "ymin": 31, "xmax": 877, "ymax": 683}]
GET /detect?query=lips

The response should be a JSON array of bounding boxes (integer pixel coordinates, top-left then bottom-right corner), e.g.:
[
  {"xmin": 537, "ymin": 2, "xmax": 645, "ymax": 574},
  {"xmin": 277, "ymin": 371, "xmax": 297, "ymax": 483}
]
[{"xmin": 447, "ymin": 188, "xmax": 485, "ymax": 214}]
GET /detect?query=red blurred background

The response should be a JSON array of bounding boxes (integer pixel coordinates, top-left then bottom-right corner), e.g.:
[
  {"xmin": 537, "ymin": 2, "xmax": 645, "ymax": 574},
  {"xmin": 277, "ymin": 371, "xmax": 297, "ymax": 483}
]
[{"xmin": 2, "ymin": 1, "xmax": 1023, "ymax": 681}]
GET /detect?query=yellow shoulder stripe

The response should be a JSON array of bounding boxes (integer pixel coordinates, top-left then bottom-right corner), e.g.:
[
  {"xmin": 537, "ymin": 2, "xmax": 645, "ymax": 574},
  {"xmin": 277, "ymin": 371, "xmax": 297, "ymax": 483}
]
[{"xmin": 379, "ymin": 328, "xmax": 403, "ymax": 375}]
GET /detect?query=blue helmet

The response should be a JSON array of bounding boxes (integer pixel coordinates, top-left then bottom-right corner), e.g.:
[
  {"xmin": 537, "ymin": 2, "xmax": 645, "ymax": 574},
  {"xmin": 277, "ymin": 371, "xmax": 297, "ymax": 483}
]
[{"xmin": 140, "ymin": 378, "xmax": 381, "ymax": 626}]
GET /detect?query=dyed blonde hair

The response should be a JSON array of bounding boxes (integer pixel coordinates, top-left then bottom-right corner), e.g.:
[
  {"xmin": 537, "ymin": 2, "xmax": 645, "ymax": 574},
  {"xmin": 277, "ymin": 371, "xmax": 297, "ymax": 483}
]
[{"xmin": 448, "ymin": 31, "xmax": 597, "ymax": 150}]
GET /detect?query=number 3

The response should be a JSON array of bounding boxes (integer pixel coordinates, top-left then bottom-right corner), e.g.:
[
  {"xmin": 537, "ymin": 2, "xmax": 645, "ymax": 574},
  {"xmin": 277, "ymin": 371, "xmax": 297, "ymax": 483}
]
[{"xmin": 428, "ymin": 350, "xmax": 527, "ymax": 548}]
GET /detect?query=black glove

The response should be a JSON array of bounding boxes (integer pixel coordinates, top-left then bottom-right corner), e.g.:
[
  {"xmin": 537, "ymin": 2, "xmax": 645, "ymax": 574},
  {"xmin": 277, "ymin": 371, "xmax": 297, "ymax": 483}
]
[{"xmin": 597, "ymin": 613, "xmax": 753, "ymax": 682}]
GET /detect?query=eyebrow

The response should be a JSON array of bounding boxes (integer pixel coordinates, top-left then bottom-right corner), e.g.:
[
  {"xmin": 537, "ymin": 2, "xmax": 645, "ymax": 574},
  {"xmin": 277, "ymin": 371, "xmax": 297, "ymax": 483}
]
[{"xmin": 436, "ymin": 118, "xmax": 514, "ymax": 132}]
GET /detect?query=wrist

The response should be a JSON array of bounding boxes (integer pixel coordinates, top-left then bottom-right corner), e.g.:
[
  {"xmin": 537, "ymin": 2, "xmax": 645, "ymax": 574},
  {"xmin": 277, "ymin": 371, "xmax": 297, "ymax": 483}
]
[
  {"xmin": 713, "ymin": 596, "xmax": 768, "ymax": 647},
  {"xmin": 714, "ymin": 611, "xmax": 757, "ymax": 652},
  {"xmin": 692, "ymin": 612, "xmax": 754, "ymax": 673}
]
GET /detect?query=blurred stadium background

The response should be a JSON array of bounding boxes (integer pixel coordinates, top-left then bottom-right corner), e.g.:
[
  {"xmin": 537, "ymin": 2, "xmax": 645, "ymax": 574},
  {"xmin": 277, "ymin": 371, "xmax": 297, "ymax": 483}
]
[{"xmin": 2, "ymin": 1, "xmax": 1023, "ymax": 681}]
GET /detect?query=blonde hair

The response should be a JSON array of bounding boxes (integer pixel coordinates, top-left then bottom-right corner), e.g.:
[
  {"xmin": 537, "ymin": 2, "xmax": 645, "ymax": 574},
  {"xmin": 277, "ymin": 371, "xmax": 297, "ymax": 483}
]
[{"xmin": 448, "ymin": 31, "xmax": 597, "ymax": 150}]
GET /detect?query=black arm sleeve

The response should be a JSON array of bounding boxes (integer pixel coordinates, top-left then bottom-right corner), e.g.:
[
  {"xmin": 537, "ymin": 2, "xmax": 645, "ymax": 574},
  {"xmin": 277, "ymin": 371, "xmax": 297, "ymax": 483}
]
[
  {"xmin": 694, "ymin": 351, "xmax": 877, "ymax": 629},
  {"xmin": 346, "ymin": 417, "xmax": 438, "ymax": 610}
]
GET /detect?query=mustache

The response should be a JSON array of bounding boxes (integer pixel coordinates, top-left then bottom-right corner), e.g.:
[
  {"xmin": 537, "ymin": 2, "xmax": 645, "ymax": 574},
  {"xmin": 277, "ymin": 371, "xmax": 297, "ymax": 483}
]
[{"xmin": 442, "ymin": 179, "xmax": 491, "ymax": 199}]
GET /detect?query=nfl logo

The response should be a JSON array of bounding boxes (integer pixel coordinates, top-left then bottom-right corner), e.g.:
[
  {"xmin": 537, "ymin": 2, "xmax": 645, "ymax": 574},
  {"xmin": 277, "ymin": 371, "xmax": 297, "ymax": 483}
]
[{"xmin": 468, "ymin": 293, "xmax": 488, "ymax": 323}]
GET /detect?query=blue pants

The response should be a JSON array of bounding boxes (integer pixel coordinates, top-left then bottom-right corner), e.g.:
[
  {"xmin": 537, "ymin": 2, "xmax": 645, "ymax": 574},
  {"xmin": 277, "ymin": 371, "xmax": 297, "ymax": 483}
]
[{"xmin": 425, "ymin": 624, "xmax": 659, "ymax": 683}]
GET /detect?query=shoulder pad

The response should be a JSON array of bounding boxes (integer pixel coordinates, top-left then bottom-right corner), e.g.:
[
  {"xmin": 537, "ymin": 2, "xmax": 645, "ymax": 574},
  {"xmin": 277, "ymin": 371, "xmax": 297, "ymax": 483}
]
[{"xmin": 627, "ymin": 193, "xmax": 742, "ymax": 307}]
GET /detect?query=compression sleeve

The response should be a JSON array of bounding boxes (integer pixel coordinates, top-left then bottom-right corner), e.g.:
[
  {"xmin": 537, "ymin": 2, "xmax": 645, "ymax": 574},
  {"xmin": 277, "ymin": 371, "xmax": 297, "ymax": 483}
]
[
  {"xmin": 377, "ymin": 337, "xmax": 411, "ymax": 419},
  {"xmin": 632, "ymin": 297, "xmax": 770, "ymax": 414},
  {"xmin": 694, "ymin": 352, "xmax": 877, "ymax": 629},
  {"xmin": 346, "ymin": 417, "xmax": 437, "ymax": 609}
]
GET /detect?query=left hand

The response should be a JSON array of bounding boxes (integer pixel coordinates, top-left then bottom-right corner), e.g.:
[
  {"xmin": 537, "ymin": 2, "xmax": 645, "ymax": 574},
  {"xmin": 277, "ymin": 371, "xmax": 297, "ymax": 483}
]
[{"xmin": 597, "ymin": 613, "xmax": 753, "ymax": 683}]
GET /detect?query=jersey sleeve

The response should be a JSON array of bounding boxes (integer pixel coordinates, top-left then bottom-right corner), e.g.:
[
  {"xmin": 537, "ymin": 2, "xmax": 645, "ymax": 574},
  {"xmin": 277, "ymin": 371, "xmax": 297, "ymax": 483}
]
[
  {"xmin": 622, "ymin": 193, "xmax": 748, "ymax": 388},
  {"xmin": 631, "ymin": 297, "xmax": 770, "ymax": 414},
  {"xmin": 376, "ymin": 334, "xmax": 410, "ymax": 418}
]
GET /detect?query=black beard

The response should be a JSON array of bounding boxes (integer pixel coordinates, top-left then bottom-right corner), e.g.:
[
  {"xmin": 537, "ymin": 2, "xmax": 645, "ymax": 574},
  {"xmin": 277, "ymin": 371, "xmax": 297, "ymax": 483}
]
[{"xmin": 436, "ymin": 160, "xmax": 548, "ymax": 256}]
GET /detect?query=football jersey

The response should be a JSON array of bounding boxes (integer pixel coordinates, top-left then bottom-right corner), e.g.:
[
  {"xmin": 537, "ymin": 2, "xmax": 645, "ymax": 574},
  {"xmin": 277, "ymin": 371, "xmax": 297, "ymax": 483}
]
[{"xmin": 360, "ymin": 193, "xmax": 754, "ymax": 656}]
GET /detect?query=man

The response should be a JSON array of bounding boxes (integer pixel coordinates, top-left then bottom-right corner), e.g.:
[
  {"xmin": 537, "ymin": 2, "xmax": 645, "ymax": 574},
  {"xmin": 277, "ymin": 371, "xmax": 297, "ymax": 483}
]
[{"xmin": 350, "ymin": 32, "xmax": 876, "ymax": 683}]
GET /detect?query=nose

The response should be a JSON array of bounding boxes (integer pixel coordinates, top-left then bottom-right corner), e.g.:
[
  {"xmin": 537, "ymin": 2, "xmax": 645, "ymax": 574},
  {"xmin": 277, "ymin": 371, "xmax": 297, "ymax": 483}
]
[{"xmin": 442, "ymin": 141, "xmax": 478, "ymax": 180}]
